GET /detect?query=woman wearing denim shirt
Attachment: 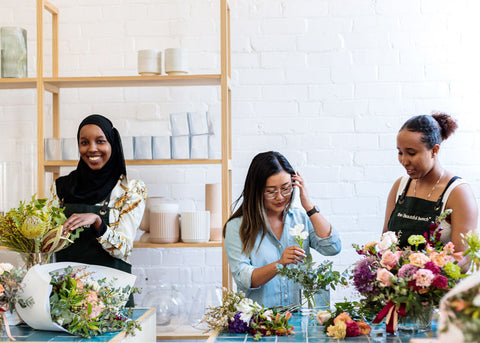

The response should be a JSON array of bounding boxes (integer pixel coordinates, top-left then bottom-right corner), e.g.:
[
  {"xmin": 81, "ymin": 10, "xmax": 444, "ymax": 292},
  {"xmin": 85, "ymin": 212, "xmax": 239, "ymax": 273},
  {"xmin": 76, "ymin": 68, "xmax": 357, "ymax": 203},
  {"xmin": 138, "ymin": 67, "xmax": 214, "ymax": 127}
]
[{"xmin": 223, "ymin": 151, "xmax": 341, "ymax": 308}]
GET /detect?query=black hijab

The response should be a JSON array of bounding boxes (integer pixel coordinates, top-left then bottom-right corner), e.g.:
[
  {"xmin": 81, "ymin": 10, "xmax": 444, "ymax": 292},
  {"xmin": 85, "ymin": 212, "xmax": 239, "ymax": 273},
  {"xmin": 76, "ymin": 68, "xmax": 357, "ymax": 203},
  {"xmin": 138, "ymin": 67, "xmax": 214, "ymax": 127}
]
[{"xmin": 55, "ymin": 114, "xmax": 127, "ymax": 204}]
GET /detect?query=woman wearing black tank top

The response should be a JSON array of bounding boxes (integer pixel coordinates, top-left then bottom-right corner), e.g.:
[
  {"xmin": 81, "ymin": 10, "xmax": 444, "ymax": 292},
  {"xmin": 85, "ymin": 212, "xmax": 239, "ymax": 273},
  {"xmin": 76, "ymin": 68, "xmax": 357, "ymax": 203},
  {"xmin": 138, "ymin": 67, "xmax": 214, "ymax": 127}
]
[{"xmin": 382, "ymin": 113, "xmax": 477, "ymax": 252}]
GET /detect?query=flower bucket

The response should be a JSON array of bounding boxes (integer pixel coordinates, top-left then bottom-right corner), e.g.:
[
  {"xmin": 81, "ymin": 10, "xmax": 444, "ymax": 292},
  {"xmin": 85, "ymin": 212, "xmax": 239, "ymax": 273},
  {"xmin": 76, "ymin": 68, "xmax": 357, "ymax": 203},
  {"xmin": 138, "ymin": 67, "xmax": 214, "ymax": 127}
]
[{"xmin": 15, "ymin": 262, "xmax": 136, "ymax": 332}]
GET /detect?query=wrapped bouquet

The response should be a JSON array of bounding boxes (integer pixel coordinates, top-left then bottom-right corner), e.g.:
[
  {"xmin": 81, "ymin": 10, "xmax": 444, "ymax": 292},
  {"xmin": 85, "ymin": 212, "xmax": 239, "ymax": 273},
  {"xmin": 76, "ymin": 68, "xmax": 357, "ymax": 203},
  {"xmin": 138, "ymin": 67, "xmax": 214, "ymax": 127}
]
[{"xmin": 16, "ymin": 262, "xmax": 140, "ymax": 339}]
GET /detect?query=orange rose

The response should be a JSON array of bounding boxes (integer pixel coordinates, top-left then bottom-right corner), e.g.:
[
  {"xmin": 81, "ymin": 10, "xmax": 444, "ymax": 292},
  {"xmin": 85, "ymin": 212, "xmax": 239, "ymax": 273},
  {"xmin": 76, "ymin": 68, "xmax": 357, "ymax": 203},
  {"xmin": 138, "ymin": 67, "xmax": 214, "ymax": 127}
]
[
  {"xmin": 357, "ymin": 321, "xmax": 371, "ymax": 335},
  {"xmin": 430, "ymin": 252, "xmax": 446, "ymax": 268},
  {"xmin": 409, "ymin": 252, "xmax": 430, "ymax": 268},
  {"xmin": 333, "ymin": 312, "xmax": 352, "ymax": 325}
]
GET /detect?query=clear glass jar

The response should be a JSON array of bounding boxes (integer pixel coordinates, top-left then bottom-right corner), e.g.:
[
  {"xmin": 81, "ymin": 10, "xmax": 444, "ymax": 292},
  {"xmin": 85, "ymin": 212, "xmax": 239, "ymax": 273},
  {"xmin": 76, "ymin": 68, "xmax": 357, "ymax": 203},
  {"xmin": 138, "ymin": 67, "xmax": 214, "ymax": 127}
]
[
  {"xmin": 1, "ymin": 27, "xmax": 27, "ymax": 78},
  {"xmin": 144, "ymin": 284, "xmax": 181, "ymax": 332}
]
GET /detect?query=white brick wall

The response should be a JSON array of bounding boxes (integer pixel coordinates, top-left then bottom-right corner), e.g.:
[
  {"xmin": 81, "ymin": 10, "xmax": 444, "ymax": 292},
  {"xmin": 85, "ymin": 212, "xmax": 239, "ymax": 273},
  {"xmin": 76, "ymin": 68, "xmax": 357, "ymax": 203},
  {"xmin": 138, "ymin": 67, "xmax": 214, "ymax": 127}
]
[{"xmin": 2, "ymin": 0, "xmax": 480, "ymax": 314}]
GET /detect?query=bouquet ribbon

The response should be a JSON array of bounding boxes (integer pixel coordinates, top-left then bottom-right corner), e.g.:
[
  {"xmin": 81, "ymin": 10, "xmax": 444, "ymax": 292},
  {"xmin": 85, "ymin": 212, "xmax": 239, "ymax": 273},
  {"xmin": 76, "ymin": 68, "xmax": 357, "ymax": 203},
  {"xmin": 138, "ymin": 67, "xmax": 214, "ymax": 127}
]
[
  {"xmin": 1, "ymin": 311, "xmax": 15, "ymax": 341},
  {"xmin": 372, "ymin": 301, "xmax": 406, "ymax": 334}
]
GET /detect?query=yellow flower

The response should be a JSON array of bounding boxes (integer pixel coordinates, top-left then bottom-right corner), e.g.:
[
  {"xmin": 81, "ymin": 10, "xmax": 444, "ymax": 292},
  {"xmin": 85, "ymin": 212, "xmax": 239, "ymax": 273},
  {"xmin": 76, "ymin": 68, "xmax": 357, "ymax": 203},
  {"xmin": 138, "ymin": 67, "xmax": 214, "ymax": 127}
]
[
  {"xmin": 327, "ymin": 321, "xmax": 346, "ymax": 339},
  {"xmin": 20, "ymin": 215, "xmax": 44, "ymax": 239}
]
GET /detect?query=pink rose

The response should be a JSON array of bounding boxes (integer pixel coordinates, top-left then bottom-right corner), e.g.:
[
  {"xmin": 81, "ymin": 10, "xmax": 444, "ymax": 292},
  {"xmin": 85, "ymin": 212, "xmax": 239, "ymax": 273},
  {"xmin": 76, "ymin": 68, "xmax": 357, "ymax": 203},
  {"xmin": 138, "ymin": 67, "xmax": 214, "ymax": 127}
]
[
  {"xmin": 376, "ymin": 268, "xmax": 394, "ymax": 287},
  {"xmin": 380, "ymin": 250, "xmax": 401, "ymax": 270},
  {"xmin": 413, "ymin": 269, "xmax": 434, "ymax": 288},
  {"xmin": 409, "ymin": 252, "xmax": 430, "ymax": 268}
]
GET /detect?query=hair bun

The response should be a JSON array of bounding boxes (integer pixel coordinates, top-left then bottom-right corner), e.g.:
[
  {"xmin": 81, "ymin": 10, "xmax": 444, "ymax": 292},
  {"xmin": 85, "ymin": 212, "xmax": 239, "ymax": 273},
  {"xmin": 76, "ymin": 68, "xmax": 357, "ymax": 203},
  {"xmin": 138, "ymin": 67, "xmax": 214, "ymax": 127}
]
[{"xmin": 432, "ymin": 112, "xmax": 458, "ymax": 141}]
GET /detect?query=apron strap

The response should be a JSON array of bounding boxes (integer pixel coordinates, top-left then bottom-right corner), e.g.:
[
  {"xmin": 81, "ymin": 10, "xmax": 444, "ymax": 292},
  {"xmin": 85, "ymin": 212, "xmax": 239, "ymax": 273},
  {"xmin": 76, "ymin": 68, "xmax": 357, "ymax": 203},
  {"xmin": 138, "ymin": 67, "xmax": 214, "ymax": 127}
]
[
  {"xmin": 61, "ymin": 190, "xmax": 112, "ymax": 216},
  {"xmin": 434, "ymin": 176, "xmax": 461, "ymax": 211},
  {"xmin": 397, "ymin": 178, "xmax": 413, "ymax": 204}
]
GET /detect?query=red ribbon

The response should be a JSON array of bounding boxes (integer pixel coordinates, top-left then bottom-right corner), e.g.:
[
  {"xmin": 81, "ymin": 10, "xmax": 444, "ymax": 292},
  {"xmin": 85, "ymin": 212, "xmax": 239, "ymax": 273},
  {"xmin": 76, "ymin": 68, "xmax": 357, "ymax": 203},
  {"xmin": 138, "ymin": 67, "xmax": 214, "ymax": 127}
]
[{"xmin": 372, "ymin": 301, "xmax": 406, "ymax": 334}]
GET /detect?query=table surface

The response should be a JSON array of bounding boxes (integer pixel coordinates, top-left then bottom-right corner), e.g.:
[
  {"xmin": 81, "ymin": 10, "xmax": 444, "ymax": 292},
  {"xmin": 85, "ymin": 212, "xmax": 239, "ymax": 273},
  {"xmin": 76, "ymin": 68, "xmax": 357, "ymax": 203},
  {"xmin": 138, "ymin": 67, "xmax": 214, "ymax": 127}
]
[
  {"xmin": 0, "ymin": 308, "xmax": 154, "ymax": 342},
  {"xmin": 210, "ymin": 312, "xmax": 438, "ymax": 343}
]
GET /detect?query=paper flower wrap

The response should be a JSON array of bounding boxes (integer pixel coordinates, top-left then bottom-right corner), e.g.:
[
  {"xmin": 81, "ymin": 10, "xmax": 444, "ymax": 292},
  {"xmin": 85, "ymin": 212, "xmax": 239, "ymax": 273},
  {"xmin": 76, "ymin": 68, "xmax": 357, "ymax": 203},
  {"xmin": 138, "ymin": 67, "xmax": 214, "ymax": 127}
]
[
  {"xmin": 438, "ymin": 271, "xmax": 480, "ymax": 343},
  {"xmin": 16, "ymin": 262, "xmax": 136, "ymax": 332}
]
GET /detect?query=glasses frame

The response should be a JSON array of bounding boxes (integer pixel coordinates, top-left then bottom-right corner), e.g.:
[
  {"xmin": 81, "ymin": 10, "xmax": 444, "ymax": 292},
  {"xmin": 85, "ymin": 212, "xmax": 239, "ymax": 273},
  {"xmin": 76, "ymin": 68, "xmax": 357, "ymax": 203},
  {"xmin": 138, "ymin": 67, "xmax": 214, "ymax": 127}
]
[{"xmin": 263, "ymin": 183, "xmax": 294, "ymax": 200}]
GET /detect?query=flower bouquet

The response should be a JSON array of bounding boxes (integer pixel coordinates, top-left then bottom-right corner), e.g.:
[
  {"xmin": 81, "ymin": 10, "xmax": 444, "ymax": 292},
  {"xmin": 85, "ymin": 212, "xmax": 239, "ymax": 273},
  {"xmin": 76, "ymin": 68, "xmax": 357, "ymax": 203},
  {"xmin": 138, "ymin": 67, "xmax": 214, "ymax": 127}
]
[
  {"xmin": 16, "ymin": 262, "xmax": 140, "ymax": 339},
  {"xmin": 437, "ymin": 229, "xmax": 480, "ymax": 342},
  {"xmin": 277, "ymin": 224, "xmax": 348, "ymax": 310},
  {"xmin": 317, "ymin": 301, "xmax": 372, "ymax": 339},
  {"xmin": 351, "ymin": 210, "xmax": 464, "ymax": 334},
  {"xmin": 201, "ymin": 288, "xmax": 294, "ymax": 341},
  {"xmin": 0, "ymin": 196, "xmax": 81, "ymax": 268},
  {"xmin": 0, "ymin": 263, "xmax": 32, "ymax": 340}
]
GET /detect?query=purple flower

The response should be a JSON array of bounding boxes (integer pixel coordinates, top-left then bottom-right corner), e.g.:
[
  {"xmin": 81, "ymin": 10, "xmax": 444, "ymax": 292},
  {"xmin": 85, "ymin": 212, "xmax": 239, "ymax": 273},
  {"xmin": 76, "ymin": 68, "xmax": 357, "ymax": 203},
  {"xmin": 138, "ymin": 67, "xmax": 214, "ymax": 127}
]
[
  {"xmin": 229, "ymin": 312, "xmax": 250, "ymax": 333},
  {"xmin": 398, "ymin": 264, "xmax": 419, "ymax": 278},
  {"xmin": 352, "ymin": 257, "xmax": 378, "ymax": 295}
]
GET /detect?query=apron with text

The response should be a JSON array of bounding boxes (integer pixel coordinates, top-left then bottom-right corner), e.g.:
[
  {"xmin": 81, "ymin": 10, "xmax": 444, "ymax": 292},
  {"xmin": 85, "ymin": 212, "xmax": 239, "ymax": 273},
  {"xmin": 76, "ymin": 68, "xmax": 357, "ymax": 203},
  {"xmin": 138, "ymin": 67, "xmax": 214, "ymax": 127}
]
[
  {"xmin": 55, "ymin": 195, "xmax": 134, "ymax": 306},
  {"xmin": 387, "ymin": 176, "xmax": 459, "ymax": 248}
]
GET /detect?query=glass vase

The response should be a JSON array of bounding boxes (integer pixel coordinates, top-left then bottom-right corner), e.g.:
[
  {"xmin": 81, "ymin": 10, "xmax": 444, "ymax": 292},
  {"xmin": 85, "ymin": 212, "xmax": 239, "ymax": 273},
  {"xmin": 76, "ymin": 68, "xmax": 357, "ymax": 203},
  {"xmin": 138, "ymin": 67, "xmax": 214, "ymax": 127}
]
[
  {"xmin": 20, "ymin": 252, "xmax": 52, "ymax": 270},
  {"xmin": 397, "ymin": 304, "xmax": 433, "ymax": 334},
  {"xmin": 1, "ymin": 27, "xmax": 27, "ymax": 78}
]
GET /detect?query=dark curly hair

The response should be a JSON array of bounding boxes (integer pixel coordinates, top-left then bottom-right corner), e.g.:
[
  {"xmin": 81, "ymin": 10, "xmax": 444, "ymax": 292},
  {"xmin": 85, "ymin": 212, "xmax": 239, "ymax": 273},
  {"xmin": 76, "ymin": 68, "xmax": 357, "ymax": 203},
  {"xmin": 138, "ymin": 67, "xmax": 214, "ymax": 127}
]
[{"xmin": 400, "ymin": 112, "xmax": 458, "ymax": 149}]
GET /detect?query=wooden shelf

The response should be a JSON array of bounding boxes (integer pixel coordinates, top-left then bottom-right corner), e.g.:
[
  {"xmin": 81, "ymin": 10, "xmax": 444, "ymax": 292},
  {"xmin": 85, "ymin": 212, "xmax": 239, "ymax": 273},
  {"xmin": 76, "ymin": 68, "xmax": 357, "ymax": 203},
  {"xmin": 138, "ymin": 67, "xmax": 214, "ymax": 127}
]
[
  {"xmin": 43, "ymin": 74, "xmax": 222, "ymax": 89},
  {"xmin": 0, "ymin": 78, "xmax": 37, "ymax": 89},
  {"xmin": 134, "ymin": 241, "xmax": 222, "ymax": 248},
  {"xmin": 43, "ymin": 159, "xmax": 223, "ymax": 167}
]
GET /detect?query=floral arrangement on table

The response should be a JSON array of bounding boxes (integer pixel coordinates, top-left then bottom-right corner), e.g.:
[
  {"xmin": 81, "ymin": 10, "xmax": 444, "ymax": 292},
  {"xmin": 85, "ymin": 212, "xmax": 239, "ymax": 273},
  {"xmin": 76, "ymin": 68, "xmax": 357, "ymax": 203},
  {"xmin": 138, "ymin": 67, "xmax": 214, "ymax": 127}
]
[
  {"xmin": 0, "ymin": 196, "xmax": 81, "ymax": 268},
  {"xmin": 49, "ymin": 265, "xmax": 141, "ymax": 339},
  {"xmin": 0, "ymin": 263, "xmax": 32, "ymax": 340},
  {"xmin": 351, "ymin": 209, "xmax": 464, "ymax": 334},
  {"xmin": 277, "ymin": 224, "xmax": 348, "ymax": 309},
  {"xmin": 201, "ymin": 288, "xmax": 294, "ymax": 341},
  {"xmin": 437, "ymin": 229, "xmax": 480, "ymax": 343},
  {"xmin": 316, "ymin": 301, "xmax": 372, "ymax": 339}
]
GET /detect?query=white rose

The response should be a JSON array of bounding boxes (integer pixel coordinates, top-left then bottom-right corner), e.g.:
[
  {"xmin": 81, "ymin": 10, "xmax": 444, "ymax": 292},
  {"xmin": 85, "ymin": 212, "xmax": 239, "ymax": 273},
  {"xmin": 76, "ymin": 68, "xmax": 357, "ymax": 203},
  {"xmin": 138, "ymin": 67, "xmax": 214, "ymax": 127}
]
[
  {"xmin": 377, "ymin": 231, "xmax": 398, "ymax": 251},
  {"xmin": 0, "ymin": 263, "xmax": 13, "ymax": 275},
  {"xmin": 316, "ymin": 310, "xmax": 331, "ymax": 325},
  {"xmin": 473, "ymin": 294, "xmax": 480, "ymax": 307}
]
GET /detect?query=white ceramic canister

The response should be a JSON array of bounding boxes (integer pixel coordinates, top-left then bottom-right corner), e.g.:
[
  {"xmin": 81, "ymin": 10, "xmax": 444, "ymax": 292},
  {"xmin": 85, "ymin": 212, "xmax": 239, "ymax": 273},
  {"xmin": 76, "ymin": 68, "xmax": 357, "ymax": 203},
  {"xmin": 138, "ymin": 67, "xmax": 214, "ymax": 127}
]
[
  {"xmin": 137, "ymin": 49, "xmax": 161, "ymax": 75},
  {"xmin": 164, "ymin": 48, "xmax": 188, "ymax": 75},
  {"xmin": 180, "ymin": 211, "xmax": 210, "ymax": 243},
  {"xmin": 149, "ymin": 202, "xmax": 180, "ymax": 244}
]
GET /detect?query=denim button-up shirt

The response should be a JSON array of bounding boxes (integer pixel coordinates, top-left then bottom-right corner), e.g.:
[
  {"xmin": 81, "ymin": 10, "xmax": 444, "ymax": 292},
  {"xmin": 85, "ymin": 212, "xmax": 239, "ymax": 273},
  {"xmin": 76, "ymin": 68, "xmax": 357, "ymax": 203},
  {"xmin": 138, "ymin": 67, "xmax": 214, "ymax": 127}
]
[{"xmin": 224, "ymin": 207, "xmax": 341, "ymax": 308}]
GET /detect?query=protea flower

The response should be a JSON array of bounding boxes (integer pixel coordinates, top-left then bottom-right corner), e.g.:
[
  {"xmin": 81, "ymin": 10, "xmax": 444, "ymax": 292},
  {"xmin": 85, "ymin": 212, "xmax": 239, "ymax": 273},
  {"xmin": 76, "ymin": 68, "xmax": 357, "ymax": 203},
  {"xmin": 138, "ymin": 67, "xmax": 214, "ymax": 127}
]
[{"xmin": 20, "ymin": 215, "xmax": 45, "ymax": 239}]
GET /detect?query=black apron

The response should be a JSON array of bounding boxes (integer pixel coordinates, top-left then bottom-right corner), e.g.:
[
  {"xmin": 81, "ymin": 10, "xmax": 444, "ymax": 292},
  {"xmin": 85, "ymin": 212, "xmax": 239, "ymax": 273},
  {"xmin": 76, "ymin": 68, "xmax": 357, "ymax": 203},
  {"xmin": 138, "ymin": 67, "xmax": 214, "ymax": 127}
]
[
  {"xmin": 387, "ymin": 176, "xmax": 459, "ymax": 248},
  {"xmin": 55, "ymin": 195, "xmax": 134, "ymax": 306}
]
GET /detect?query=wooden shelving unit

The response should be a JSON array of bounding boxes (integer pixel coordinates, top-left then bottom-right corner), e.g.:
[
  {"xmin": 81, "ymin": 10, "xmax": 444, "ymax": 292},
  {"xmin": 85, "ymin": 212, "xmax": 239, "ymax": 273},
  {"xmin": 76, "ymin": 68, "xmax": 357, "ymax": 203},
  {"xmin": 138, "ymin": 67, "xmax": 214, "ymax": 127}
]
[{"xmin": 1, "ymin": 0, "xmax": 232, "ymax": 338}]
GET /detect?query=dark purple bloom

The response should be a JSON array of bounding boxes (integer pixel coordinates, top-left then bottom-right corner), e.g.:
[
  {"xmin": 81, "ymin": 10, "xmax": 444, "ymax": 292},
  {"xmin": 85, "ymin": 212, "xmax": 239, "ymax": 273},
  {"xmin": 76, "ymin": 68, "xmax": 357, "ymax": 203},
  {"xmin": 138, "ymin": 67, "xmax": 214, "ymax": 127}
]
[
  {"xmin": 352, "ymin": 257, "xmax": 378, "ymax": 295},
  {"xmin": 229, "ymin": 312, "xmax": 250, "ymax": 333},
  {"xmin": 424, "ymin": 261, "xmax": 441, "ymax": 275}
]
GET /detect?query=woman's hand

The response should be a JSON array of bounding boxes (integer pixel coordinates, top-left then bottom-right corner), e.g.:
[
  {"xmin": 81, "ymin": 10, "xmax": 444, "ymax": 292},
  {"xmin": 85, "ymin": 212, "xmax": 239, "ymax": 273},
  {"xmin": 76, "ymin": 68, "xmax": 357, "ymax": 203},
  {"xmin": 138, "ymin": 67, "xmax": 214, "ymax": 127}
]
[
  {"xmin": 278, "ymin": 245, "xmax": 306, "ymax": 267},
  {"xmin": 292, "ymin": 172, "xmax": 313, "ymax": 211},
  {"xmin": 63, "ymin": 213, "xmax": 102, "ymax": 233}
]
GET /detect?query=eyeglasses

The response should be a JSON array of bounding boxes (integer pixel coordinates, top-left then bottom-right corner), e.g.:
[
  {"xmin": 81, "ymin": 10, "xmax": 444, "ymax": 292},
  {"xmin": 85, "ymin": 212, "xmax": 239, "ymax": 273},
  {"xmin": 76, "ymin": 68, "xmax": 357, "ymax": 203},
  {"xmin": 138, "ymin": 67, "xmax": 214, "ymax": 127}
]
[{"xmin": 264, "ymin": 184, "xmax": 293, "ymax": 200}]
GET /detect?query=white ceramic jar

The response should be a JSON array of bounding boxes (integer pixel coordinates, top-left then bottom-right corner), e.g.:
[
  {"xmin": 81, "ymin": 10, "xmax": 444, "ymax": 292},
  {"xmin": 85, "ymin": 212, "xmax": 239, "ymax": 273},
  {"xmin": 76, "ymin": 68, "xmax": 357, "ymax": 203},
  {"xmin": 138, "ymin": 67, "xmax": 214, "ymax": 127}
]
[
  {"xmin": 180, "ymin": 211, "xmax": 210, "ymax": 243},
  {"xmin": 137, "ymin": 49, "xmax": 161, "ymax": 75},
  {"xmin": 164, "ymin": 48, "xmax": 188, "ymax": 75}
]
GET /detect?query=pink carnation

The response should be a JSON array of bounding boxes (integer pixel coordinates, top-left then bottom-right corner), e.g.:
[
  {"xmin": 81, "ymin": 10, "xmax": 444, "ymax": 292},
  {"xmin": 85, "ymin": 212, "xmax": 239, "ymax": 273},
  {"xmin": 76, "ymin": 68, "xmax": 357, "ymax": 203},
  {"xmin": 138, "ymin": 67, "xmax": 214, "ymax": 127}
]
[
  {"xmin": 413, "ymin": 269, "xmax": 434, "ymax": 288},
  {"xmin": 380, "ymin": 250, "xmax": 401, "ymax": 270},
  {"xmin": 431, "ymin": 275, "xmax": 448, "ymax": 289},
  {"xmin": 345, "ymin": 321, "xmax": 361, "ymax": 337},
  {"xmin": 377, "ymin": 268, "xmax": 394, "ymax": 287},
  {"xmin": 424, "ymin": 261, "xmax": 441, "ymax": 275}
]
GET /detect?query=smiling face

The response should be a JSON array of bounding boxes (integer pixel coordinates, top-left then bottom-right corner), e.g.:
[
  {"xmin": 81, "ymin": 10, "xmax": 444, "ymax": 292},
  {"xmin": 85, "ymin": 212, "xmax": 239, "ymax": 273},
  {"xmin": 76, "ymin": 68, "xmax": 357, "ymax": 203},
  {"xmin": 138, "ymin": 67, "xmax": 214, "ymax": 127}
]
[
  {"xmin": 78, "ymin": 124, "xmax": 112, "ymax": 170},
  {"xmin": 263, "ymin": 171, "xmax": 292, "ymax": 216},
  {"xmin": 397, "ymin": 129, "xmax": 438, "ymax": 179}
]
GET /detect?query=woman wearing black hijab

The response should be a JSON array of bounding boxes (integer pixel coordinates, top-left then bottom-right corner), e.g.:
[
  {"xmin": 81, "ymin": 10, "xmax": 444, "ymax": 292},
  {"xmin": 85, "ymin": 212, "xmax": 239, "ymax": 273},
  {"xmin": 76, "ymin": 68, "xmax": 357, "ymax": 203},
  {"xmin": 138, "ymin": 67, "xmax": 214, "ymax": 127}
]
[{"xmin": 52, "ymin": 114, "xmax": 147, "ymax": 305}]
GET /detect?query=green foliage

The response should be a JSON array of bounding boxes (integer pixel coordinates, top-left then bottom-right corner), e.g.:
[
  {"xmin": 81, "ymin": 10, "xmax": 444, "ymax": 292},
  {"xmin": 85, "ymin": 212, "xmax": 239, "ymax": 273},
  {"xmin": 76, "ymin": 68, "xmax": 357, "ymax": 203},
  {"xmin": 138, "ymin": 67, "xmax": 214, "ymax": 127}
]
[
  {"xmin": 277, "ymin": 257, "xmax": 348, "ymax": 308},
  {"xmin": 49, "ymin": 266, "xmax": 141, "ymax": 339}
]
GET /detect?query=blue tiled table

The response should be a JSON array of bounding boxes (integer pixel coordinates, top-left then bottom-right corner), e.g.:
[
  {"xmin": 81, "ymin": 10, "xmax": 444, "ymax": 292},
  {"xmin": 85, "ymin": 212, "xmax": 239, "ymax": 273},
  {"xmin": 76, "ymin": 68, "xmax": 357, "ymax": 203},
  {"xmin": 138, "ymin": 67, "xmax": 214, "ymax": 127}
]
[
  {"xmin": 211, "ymin": 313, "xmax": 437, "ymax": 343},
  {"xmin": 0, "ymin": 308, "xmax": 156, "ymax": 342}
]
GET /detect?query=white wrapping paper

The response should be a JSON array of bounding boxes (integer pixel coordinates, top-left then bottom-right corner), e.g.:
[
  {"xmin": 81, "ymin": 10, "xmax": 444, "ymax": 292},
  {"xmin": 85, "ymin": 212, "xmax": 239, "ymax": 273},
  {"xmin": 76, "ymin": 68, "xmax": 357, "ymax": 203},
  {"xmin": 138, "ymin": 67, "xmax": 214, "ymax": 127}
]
[
  {"xmin": 16, "ymin": 262, "xmax": 136, "ymax": 332},
  {"xmin": 438, "ymin": 271, "xmax": 480, "ymax": 343}
]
